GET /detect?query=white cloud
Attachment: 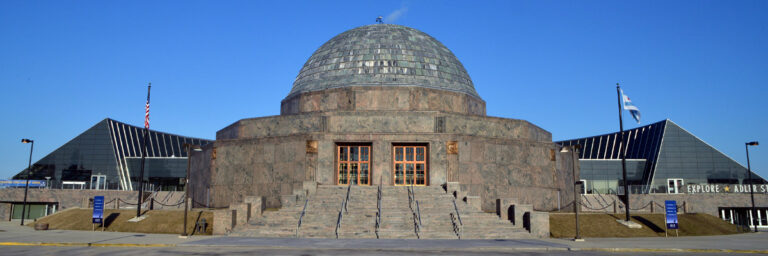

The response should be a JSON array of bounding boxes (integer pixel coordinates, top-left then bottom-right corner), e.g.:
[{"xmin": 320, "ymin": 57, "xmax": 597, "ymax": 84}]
[{"xmin": 384, "ymin": 6, "xmax": 408, "ymax": 23}]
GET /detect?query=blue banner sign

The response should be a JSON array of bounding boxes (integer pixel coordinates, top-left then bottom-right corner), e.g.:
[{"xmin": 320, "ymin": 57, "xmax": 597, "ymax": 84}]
[
  {"xmin": 665, "ymin": 200, "xmax": 678, "ymax": 229},
  {"xmin": 92, "ymin": 196, "xmax": 104, "ymax": 224},
  {"xmin": 0, "ymin": 179, "xmax": 46, "ymax": 188}
]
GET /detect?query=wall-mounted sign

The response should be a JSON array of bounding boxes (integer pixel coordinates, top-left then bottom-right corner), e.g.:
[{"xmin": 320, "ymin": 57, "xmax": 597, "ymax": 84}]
[
  {"xmin": 0, "ymin": 179, "xmax": 46, "ymax": 188},
  {"xmin": 686, "ymin": 184, "xmax": 768, "ymax": 194}
]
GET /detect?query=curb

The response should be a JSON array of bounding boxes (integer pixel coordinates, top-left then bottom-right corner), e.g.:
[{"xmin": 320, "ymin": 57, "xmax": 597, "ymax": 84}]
[
  {"xmin": 1, "ymin": 242, "xmax": 768, "ymax": 253},
  {"xmin": 0, "ymin": 242, "xmax": 175, "ymax": 248},
  {"xmin": 571, "ymin": 247, "xmax": 768, "ymax": 254}
]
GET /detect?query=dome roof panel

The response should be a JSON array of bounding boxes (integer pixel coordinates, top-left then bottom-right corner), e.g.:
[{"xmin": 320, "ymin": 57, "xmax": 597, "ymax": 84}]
[{"xmin": 288, "ymin": 24, "xmax": 480, "ymax": 99}]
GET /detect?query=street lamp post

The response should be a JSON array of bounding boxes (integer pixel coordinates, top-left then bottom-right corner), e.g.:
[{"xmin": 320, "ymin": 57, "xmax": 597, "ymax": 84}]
[
  {"xmin": 20, "ymin": 139, "xmax": 34, "ymax": 226},
  {"xmin": 745, "ymin": 141, "xmax": 759, "ymax": 232},
  {"xmin": 561, "ymin": 144, "xmax": 583, "ymax": 241},
  {"xmin": 181, "ymin": 143, "xmax": 202, "ymax": 237}
]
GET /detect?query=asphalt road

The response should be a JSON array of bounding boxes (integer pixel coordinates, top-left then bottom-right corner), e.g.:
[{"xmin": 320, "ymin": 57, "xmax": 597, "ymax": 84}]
[{"xmin": 0, "ymin": 246, "xmax": 739, "ymax": 256}]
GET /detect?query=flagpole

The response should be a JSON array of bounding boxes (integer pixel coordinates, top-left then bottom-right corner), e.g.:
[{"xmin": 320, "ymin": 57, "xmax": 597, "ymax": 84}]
[
  {"xmin": 137, "ymin": 83, "xmax": 151, "ymax": 217},
  {"xmin": 616, "ymin": 83, "xmax": 630, "ymax": 222}
]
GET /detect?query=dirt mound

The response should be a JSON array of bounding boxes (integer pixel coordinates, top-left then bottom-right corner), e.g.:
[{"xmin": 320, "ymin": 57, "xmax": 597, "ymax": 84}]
[
  {"xmin": 29, "ymin": 208, "xmax": 213, "ymax": 235},
  {"xmin": 550, "ymin": 213, "xmax": 748, "ymax": 238}
]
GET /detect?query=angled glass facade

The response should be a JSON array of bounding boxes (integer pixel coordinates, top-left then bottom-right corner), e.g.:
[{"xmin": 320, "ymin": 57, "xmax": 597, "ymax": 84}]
[
  {"xmin": 12, "ymin": 118, "xmax": 211, "ymax": 191},
  {"xmin": 557, "ymin": 119, "xmax": 766, "ymax": 194}
]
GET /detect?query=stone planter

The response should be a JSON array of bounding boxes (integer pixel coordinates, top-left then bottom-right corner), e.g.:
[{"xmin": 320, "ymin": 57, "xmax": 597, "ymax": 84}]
[{"xmin": 34, "ymin": 223, "xmax": 49, "ymax": 230}]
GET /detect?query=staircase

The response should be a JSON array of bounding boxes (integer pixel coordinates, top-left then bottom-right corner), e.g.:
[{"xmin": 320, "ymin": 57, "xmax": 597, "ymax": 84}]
[{"xmin": 233, "ymin": 185, "xmax": 531, "ymax": 239}]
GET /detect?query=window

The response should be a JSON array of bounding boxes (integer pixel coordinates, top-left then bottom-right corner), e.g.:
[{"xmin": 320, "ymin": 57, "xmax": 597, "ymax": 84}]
[
  {"xmin": 337, "ymin": 145, "xmax": 371, "ymax": 185},
  {"xmin": 393, "ymin": 145, "xmax": 427, "ymax": 186},
  {"xmin": 667, "ymin": 179, "xmax": 684, "ymax": 194}
]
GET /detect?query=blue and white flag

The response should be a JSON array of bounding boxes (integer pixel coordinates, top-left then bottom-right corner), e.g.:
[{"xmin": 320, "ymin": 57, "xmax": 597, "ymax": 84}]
[{"xmin": 621, "ymin": 89, "xmax": 641, "ymax": 123}]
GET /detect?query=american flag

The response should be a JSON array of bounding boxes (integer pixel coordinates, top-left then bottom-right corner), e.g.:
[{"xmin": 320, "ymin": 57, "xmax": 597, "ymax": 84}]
[
  {"xmin": 144, "ymin": 83, "xmax": 151, "ymax": 129},
  {"xmin": 144, "ymin": 100, "xmax": 150, "ymax": 129}
]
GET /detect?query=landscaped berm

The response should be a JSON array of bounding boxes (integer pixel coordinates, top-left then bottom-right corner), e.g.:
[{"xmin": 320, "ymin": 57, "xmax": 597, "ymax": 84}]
[
  {"xmin": 26, "ymin": 208, "xmax": 214, "ymax": 235},
  {"xmin": 550, "ymin": 213, "xmax": 748, "ymax": 238}
]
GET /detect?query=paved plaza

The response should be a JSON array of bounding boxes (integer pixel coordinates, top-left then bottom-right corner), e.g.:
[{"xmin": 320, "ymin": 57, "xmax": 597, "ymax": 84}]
[{"xmin": 1, "ymin": 222, "xmax": 767, "ymax": 255}]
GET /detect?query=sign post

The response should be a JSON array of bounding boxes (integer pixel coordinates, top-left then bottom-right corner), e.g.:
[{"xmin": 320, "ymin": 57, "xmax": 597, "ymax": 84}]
[
  {"xmin": 665, "ymin": 200, "xmax": 679, "ymax": 237},
  {"xmin": 92, "ymin": 196, "xmax": 104, "ymax": 231}
]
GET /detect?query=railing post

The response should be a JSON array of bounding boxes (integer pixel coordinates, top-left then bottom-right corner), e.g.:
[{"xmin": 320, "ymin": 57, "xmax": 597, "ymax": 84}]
[
  {"xmin": 650, "ymin": 201, "xmax": 654, "ymax": 213},
  {"xmin": 613, "ymin": 201, "xmax": 617, "ymax": 213}
]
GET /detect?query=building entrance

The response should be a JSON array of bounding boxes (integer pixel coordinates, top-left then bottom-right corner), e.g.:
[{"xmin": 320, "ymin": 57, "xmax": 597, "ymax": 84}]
[
  {"xmin": 336, "ymin": 145, "xmax": 371, "ymax": 185},
  {"xmin": 393, "ymin": 145, "xmax": 427, "ymax": 186}
]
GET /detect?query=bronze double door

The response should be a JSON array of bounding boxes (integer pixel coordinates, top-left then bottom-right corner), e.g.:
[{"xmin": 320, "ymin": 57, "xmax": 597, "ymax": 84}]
[
  {"xmin": 336, "ymin": 145, "xmax": 428, "ymax": 186},
  {"xmin": 337, "ymin": 145, "xmax": 371, "ymax": 185}
]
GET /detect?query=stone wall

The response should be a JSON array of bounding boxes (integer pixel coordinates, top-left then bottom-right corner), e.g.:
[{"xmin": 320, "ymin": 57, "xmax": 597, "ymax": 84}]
[
  {"xmin": 218, "ymin": 111, "xmax": 550, "ymax": 142},
  {"xmin": 203, "ymin": 136, "xmax": 309, "ymax": 208},
  {"xmin": 456, "ymin": 137, "xmax": 567, "ymax": 212},
  {"xmin": 0, "ymin": 188, "xmax": 146, "ymax": 221},
  {"xmin": 189, "ymin": 145, "xmax": 214, "ymax": 208},
  {"xmin": 198, "ymin": 131, "xmax": 571, "ymax": 211},
  {"xmin": 581, "ymin": 193, "xmax": 768, "ymax": 216},
  {"xmin": 280, "ymin": 86, "xmax": 486, "ymax": 116},
  {"xmin": 196, "ymin": 105, "xmax": 572, "ymax": 211}
]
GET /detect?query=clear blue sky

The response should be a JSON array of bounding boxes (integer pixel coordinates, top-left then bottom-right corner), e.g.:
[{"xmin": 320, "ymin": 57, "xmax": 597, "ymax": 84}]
[{"xmin": 1, "ymin": 1, "xmax": 766, "ymax": 180}]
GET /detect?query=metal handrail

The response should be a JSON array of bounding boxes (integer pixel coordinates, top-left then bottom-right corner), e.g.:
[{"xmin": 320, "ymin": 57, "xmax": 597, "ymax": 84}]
[
  {"xmin": 335, "ymin": 184, "xmax": 352, "ymax": 239},
  {"xmin": 416, "ymin": 200, "xmax": 422, "ymax": 227},
  {"xmin": 412, "ymin": 184, "xmax": 422, "ymax": 227},
  {"xmin": 296, "ymin": 198, "xmax": 308, "ymax": 238},
  {"xmin": 450, "ymin": 212, "xmax": 461, "ymax": 239},
  {"xmin": 375, "ymin": 178, "xmax": 382, "ymax": 239},
  {"xmin": 335, "ymin": 201, "xmax": 343, "ymax": 239},
  {"xmin": 407, "ymin": 183, "xmax": 421, "ymax": 238},
  {"xmin": 452, "ymin": 200, "xmax": 463, "ymax": 226},
  {"xmin": 345, "ymin": 184, "xmax": 351, "ymax": 213}
]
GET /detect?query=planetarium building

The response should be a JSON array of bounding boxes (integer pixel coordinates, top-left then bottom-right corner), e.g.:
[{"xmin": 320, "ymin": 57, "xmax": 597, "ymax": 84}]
[{"xmin": 190, "ymin": 24, "xmax": 577, "ymax": 214}]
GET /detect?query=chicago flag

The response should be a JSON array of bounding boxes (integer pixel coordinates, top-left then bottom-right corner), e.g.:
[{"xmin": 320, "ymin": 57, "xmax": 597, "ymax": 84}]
[{"xmin": 621, "ymin": 89, "xmax": 641, "ymax": 123}]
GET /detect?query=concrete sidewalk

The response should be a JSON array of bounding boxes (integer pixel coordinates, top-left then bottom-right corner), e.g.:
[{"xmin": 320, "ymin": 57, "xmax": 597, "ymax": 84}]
[{"xmin": 1, "ymin": 222, "xmax": 766, "ymax": 253}]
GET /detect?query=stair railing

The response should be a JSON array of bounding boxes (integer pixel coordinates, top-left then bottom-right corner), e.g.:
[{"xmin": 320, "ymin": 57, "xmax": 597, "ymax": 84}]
[
  {"xmin": 375, "ymin": 177, "xmax": 382, "ymax": 239},
  {"xmin": 451, "ymin": 199, "xmax": 463, "ymax": 239},
  {"xmin": 344, "ymin": 183, "xmax": 351, "ymax": 213},
  {"xmin": 450, "ymin": 212, "xmax": 461, "ymax": 239},
  {"xmin": 296, "ymin": 197, "xmax": 308, "ymax": 238},
  {"xmin": 408, "ymin": 182, "xmax": 422, "ymax": 238},
  {"xmin": 452, "ymin": 199, "xmax": 463, "ymax": 225},
  {"xmin": 335, "ymin": 184, "xmax": 352, "ymax": 239}
]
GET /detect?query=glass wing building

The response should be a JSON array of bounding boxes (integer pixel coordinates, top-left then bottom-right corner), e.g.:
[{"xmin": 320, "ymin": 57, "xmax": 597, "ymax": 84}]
[
  {"xmin": 556, "ymin": 119, "xmax": 766, "ymax": 194},
  {"xmin": 11, "ymin": 118, "xmax": 211, "ymax": 191}
]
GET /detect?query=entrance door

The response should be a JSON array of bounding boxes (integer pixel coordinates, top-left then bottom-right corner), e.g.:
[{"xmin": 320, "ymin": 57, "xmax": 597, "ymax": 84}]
[
  {"xmin": 90, "ymin": 175, "xmax": 106, "ymax": 190},
  {"xmin": 667, "ymin": 179, "xmax": 683, "ymax": 194},
  {"xmin": 337, "ymin": 145, "xmax": 371, "ymax": 185},
  {"xmin": 393, "ymin": 145, "xmax": 427, "ymax": 186}
]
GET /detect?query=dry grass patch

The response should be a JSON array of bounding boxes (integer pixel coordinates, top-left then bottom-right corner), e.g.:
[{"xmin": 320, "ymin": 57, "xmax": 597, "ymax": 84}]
[
  {"xmin": 550, "ymin": 212, "xmax": 747, "ymax": 238},
  {"xmin": 28, "ymin": 208, "xmax": 213, "ymax": 235}
]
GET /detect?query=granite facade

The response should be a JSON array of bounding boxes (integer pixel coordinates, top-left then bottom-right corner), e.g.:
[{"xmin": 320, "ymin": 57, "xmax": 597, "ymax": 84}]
[
  {"xmin": 193, "ymin": 108, "xmax": 574, "ymax": 211},
  {"xmin": 281, "ymin": 86, "xmax": 486, "ymax": 116}
]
